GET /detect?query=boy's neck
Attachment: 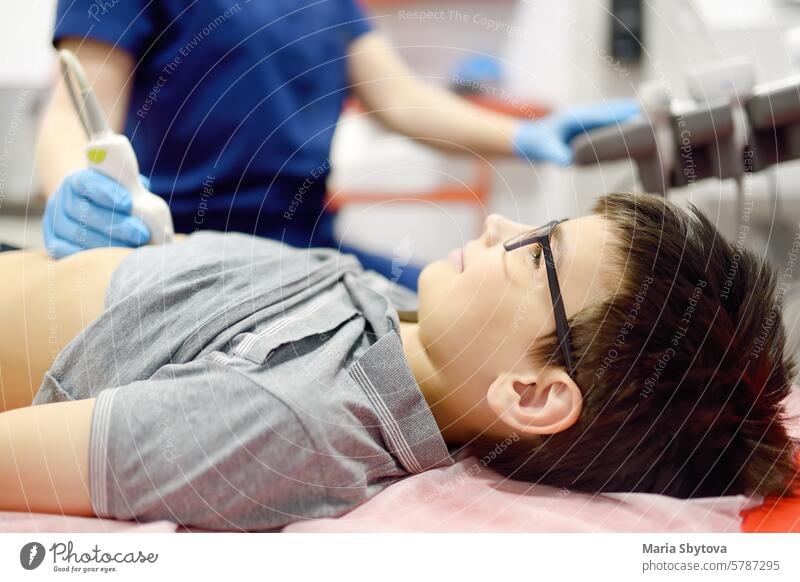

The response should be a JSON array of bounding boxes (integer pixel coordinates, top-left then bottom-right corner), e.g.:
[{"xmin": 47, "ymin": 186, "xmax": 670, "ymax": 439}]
[{"xmin": 398, "ymin": 321, "xmax": 471, "ymax": 443}]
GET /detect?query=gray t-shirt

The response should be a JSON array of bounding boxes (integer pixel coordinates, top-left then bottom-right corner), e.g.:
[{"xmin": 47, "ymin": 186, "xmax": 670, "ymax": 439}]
[{"xmin": 33, "ymin": 232, "xmax": 453, "ymax": 531}]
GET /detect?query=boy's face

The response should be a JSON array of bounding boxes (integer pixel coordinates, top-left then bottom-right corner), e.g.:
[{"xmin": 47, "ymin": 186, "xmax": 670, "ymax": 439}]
[{"xmin": 417, "ymin": 212, "xmax": 618, "ymax": 414}]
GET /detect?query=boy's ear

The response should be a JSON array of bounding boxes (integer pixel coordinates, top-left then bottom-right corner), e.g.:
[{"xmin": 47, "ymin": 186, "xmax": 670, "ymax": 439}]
[{"xmin": 486, "ymin": 368, "xmax": 582, "ymax": 435}]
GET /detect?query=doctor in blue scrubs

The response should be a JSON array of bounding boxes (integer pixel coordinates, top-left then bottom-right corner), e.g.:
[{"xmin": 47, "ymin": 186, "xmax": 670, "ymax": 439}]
[{"xmin": 37, "ymin": 0, "xmax": 638, "ymax": 289}]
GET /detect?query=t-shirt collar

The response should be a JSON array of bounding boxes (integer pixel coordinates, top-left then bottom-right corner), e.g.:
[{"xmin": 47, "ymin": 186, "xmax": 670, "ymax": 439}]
[{"xmin": 349, "ymin": 331, "xmax": 453, "ymax": 474}]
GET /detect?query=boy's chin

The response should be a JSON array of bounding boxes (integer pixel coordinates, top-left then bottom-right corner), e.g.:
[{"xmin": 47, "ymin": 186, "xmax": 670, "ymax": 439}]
[{"xmin": 417, "ymin": 259, "xmax": 456, "ymax": 296}]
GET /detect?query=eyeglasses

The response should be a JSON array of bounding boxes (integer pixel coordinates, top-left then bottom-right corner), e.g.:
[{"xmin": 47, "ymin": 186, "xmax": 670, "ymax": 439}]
[{"xmin": 502, "ymin": 219, "xmax": 575, "ymax": 377}]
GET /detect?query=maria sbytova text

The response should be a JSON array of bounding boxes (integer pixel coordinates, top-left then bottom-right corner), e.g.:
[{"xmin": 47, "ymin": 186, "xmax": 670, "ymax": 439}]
[{"xmin": 643, "ymin": 543, "xmax": 727, "ymax": 556}]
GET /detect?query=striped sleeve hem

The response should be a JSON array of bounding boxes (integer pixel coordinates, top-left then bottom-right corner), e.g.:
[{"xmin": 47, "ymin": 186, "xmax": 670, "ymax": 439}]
[{"xmin": 88, "ymin": 387, "xmax": 119, "ymax": 518}]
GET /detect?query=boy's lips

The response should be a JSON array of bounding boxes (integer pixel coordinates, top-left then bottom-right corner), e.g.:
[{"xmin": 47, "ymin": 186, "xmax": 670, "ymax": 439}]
[{"xmin": 448, "ymin": 248, "xmax": 464, "ymax": 272}]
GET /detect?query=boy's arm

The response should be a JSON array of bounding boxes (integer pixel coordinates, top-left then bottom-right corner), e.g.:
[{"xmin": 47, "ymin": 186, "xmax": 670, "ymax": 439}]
[{"xmin": 0, "ymin": 399, "xmax": 95, "ymax": 516}]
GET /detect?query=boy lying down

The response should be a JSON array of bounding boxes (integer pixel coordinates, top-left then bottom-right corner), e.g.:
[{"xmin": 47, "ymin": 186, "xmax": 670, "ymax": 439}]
[{"xmin": 0, "ymin": 192, "xmax": 797, "ymax": 531}]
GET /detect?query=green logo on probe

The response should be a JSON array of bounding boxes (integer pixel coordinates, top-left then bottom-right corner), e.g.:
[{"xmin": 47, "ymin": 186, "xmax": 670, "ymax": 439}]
[{"xmin": 86, "ymin": 148, "xmax": 107, "ymax": 164}]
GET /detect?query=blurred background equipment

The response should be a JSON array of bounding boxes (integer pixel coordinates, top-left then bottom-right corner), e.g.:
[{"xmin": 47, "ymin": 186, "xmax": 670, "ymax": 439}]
[
  {"xmin": 4, "ymin": 0, "xmax": 800, "ymax": 280},
  {"xmin": 610, "ymin": 0, "xmax": 644, "ymax": 63}
]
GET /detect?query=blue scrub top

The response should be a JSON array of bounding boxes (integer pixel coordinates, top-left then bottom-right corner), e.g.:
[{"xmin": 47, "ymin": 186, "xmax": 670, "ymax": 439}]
[{"xmin": 54, "ymin": 0, "xmax": 370, "ymax": 248}]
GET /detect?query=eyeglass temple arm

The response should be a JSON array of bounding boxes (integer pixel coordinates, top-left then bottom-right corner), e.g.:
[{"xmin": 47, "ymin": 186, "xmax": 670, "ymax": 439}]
[{"xmin": 542, "ymin": 238, "xmax": 576, "ymax": 376}]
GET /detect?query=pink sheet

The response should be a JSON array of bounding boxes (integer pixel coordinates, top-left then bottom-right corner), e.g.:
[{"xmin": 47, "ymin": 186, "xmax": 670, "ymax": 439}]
[
  {"xmin": 284, "ymin": 456, "xmax": 754, "ymax": 533},
  {"xmin": 0, "ymin": 512, "xmax": 176, "ymax": 533}
]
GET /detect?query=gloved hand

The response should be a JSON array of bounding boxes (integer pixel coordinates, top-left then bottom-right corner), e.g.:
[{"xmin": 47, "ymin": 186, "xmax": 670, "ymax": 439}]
[
  {"xmin": 514, "ymin": 98, "xmax": 641, "ymax": 166},
  {"xmin": 43, "ymin": 169, "xmax": 152, "ymax": 259}
]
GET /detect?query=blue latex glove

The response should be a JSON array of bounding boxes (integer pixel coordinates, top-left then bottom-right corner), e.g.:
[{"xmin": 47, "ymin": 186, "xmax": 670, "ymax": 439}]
[
  {"xmin": 451, "ymin": 55, "xmax": 503, "ymax": 92},
  {"xmin": 43, "ymin": 169, "xmax": 152, "ymax": 259},
  {"xmin": 514, "ymin": 98, "xmax": 641, "ymax": 166}
]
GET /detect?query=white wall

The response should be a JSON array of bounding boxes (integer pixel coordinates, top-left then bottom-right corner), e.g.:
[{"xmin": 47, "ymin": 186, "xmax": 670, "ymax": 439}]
[
  {"xmin": 0, "ymin": 0, "xmax": 57, "ymax": 208},
  {"xmin": 0, "ymin": 1, "xmax": 57, "ymax": 86}
]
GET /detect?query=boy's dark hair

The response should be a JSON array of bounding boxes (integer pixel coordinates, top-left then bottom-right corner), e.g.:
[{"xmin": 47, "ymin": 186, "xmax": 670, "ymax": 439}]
[{"xmin": 471, "ymin": 192, "xmax": 800, "ymax": 498}]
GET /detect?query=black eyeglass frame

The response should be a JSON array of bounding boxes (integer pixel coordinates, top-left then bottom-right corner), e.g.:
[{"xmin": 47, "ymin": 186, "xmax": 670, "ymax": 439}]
[{"xmin": 502, "ymin": 218, "xmax": 575, "ymax": 377}]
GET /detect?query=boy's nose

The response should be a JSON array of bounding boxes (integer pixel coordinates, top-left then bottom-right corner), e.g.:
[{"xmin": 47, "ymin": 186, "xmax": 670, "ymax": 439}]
[{"xmin": 482, "ymin": 214, "xmax": 530, "ymax": 246}]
